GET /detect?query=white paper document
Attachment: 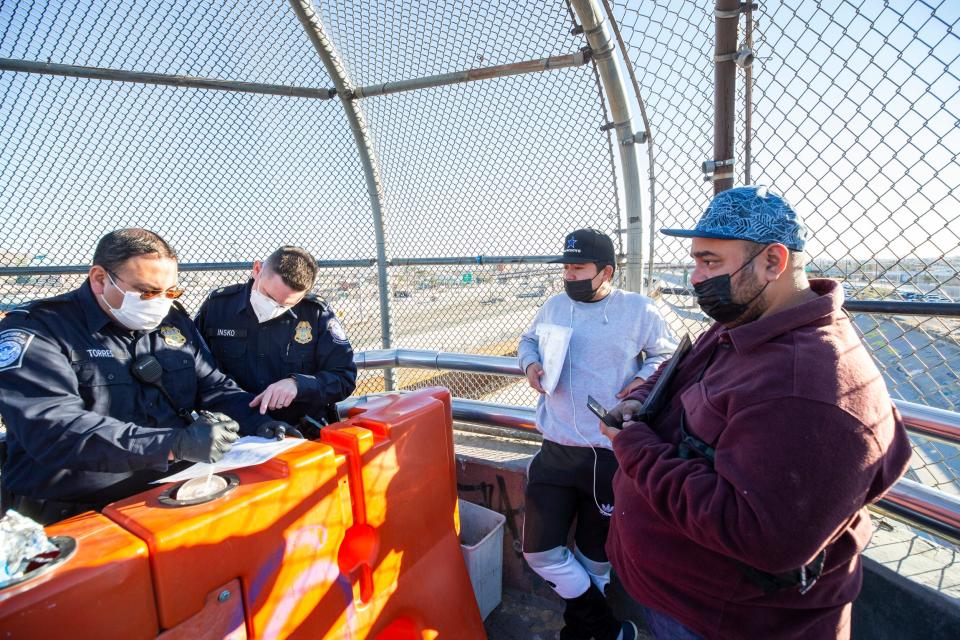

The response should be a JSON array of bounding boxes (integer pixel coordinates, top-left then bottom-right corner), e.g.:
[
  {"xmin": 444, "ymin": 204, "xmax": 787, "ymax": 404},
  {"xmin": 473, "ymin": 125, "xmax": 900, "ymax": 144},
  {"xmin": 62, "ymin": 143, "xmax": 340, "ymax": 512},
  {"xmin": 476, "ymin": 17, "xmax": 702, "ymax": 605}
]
[
  {"xmin": 153, "ymin": 436, "xmax": 307, "ymax": 484},
  {"xmin": 536, "ymin": 322, "xmax": 572, "ymax": 395}
]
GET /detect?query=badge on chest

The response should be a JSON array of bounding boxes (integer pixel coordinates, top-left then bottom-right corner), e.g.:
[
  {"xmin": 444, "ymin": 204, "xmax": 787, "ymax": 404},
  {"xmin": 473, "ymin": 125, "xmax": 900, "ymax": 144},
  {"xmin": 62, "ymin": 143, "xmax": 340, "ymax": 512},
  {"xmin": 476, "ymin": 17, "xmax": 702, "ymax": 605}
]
[
  {"xmin": 294, "ymin": 320, "xmax": 313, "ymax": 344},
  {"xmin": 160, "ymin": 325, "xmax": 187, "ymax": 347}
]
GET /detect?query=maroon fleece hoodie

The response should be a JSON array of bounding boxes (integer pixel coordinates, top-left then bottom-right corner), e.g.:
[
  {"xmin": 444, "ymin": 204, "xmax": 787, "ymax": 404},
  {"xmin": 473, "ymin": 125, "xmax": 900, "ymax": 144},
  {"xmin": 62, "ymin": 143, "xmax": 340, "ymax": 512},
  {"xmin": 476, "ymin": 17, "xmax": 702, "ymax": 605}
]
[{"xmin": 607, "ymin": 279, "xmax": 912, "ymax": 639}]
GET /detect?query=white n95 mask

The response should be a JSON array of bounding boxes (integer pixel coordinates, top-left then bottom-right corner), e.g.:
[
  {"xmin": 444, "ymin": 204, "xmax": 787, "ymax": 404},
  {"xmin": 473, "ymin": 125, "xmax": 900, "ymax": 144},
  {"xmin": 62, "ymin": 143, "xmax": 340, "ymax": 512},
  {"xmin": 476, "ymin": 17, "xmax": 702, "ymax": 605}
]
[
  {"xmin": 250, "ymin": 282, "xmax": 291, "ymax": 323},
  {"xmin": 102, "ymin": 272, "xmax": 174, "ymax": 331}
]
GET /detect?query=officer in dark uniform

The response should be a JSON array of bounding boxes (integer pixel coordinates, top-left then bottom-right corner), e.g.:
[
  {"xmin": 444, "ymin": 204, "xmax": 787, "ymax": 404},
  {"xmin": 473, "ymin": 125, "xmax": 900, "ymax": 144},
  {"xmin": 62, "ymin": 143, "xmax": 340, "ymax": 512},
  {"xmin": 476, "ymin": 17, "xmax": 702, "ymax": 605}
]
[
  {"xmin": 194, "ymin": 246, "xmax": 357, "ymax": 437},
  {"xmin": 0, "ymin": 229, "xmax": 284, "ymax": 524}
]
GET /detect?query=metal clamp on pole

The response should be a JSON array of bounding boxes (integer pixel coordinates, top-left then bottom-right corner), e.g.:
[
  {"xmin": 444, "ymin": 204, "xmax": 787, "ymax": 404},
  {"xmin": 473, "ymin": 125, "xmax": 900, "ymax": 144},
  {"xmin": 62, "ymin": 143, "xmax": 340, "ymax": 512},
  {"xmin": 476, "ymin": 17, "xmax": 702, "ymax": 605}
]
[
  {"xmin": 715, "ymin": 2, "xmax": 759, "ymax": 18},
  {"xmin": 622, "ymin": 131, "xmax": 648, "ymax": 145},
  {"xmin": 702, "ymin": 158, "xmax": 735, "ymax": 182},
  {"xmin": 715, "ymin": 47, "xmax": 754, "ymax": 68}
]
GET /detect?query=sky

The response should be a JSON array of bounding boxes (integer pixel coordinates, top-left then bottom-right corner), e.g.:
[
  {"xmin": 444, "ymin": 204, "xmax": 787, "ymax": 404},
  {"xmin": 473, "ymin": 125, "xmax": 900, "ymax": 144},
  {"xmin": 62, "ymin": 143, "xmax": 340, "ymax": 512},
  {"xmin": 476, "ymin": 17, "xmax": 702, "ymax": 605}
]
[
  {"xmin": 614, "ymin": 0, "xmax": 959, "ymax": 265},
  {"xmin": 0, "ymin": 0, "xmax": 956, "ymax": 270}
]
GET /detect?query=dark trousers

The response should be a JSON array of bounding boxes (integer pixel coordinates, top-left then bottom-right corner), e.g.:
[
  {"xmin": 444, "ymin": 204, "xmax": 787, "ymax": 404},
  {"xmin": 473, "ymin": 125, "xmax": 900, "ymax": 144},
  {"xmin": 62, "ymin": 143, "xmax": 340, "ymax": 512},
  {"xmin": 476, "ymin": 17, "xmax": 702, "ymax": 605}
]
[{"xmin": 522, "ymin": 439, "xmax": 618, "ymax": 560}]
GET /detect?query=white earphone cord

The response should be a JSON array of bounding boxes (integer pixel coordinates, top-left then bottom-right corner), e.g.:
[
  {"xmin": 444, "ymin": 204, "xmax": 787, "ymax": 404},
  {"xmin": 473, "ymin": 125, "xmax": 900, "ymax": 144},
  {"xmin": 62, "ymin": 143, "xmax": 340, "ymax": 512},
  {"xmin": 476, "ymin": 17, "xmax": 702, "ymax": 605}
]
[{"xmin": 568, "ymin": 303, "xmax": 612, "ymax": 518}]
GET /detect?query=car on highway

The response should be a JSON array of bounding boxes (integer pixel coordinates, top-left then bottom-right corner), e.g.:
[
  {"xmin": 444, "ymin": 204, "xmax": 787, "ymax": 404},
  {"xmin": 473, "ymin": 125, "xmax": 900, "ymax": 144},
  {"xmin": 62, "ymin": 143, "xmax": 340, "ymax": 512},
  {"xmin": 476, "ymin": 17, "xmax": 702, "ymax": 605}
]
[{"xmin": 515, "ymin": 287, "xmax": 546, "ymax": 299}]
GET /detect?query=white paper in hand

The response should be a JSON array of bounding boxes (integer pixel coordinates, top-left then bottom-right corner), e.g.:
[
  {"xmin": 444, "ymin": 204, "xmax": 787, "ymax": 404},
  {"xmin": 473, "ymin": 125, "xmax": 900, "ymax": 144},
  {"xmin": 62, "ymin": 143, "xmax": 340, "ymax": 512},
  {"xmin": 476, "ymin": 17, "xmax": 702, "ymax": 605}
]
[
  {"xmin": 153, "ymin": 436, "xmax": 306, "ymax": 484},
  {"xmin": 536, "ymin": 322, "xmax": 572, "ymax": 395}
]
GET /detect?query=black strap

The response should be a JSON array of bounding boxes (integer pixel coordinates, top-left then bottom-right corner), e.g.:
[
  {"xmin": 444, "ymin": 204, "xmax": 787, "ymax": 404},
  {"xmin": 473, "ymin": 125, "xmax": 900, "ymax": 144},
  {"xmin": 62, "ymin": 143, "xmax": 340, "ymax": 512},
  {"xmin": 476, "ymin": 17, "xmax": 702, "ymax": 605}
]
[
  {"xmin": 736, "ymin": 549, "xmax": 826, "ymax": 594},
  {"xmin": 130, "ymin": 353, "xmax": 194, "ymax": 425},
  {"xmin": 678, "ymin": 413, "xmax": 716, "ymax": 461},
  {"xmin": 674, "ymin": 346, "xmax": 827, "ymax": 596},
  {"xmin": 298, "ymin": 415, "xmax": 327, "ymax": 440}
]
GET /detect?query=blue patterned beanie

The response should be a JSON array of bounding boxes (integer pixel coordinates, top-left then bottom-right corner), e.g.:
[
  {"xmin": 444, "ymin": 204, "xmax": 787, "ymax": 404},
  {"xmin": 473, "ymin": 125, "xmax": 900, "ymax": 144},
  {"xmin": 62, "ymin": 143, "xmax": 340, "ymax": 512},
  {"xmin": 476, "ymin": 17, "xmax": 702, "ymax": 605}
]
[{"xmin": 660, "ymin": 185, "xmax": 806, "ymax": 251}]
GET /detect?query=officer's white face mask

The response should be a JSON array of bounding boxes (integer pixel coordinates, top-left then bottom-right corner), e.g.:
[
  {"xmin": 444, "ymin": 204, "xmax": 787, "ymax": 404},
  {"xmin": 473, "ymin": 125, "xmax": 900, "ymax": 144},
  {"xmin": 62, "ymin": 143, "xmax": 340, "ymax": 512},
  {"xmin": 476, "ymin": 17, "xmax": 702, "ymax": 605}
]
[
  {"xmin": 250, "ymin": 279, "xmax": 291, "ymax": 323},
  {"xmin": 102, "ymin": 272, "xmax": 174, "ymax": 331}
]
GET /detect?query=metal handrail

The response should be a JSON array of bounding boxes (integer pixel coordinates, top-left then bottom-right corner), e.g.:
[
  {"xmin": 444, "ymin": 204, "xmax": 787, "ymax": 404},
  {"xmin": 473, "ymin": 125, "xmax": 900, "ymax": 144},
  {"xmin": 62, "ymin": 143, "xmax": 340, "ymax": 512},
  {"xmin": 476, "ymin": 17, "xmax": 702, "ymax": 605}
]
[
  {"xmin": 351, "ymin": 348, "xmax": 960, "ymax": 545},
  {"xmin": 355, "ymin": 348, "xmax": 524, "ymax": 377},
  {"xmin": 354, "ymin": 349, "xmax": 960, "ymax": 447},
  {"xmin": 657, "ymin": 287, "xmax": 960, "ymax": 317}
]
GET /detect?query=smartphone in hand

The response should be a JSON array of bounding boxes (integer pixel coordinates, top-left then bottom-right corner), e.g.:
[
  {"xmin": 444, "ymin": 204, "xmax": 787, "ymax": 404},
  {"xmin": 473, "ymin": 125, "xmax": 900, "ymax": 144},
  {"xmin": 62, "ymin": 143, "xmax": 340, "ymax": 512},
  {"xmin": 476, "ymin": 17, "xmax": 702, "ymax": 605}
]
[{"xmin": 587, "ymin": 395, "xmax": 621, "ymax": 430}]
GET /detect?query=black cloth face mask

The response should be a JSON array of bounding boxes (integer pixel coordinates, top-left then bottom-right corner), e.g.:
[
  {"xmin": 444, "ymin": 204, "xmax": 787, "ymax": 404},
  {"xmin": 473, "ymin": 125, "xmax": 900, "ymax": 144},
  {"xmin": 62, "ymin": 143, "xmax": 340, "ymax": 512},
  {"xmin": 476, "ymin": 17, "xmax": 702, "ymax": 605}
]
[
  {"xmin": 694, "ymin": 248, "xmax": 769, "ymax": 324},
  {"xmin": 564, "ymin": 270, "xmax": 603, "ymax": 302}
]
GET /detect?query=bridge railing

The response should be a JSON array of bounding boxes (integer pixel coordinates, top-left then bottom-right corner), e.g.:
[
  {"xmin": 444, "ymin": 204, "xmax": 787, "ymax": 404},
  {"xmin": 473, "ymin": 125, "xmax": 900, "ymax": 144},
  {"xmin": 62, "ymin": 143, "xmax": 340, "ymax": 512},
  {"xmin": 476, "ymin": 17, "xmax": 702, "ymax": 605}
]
[{"xmin": 348, "ymin": 348, "xmax": 960, "ymax": 547}]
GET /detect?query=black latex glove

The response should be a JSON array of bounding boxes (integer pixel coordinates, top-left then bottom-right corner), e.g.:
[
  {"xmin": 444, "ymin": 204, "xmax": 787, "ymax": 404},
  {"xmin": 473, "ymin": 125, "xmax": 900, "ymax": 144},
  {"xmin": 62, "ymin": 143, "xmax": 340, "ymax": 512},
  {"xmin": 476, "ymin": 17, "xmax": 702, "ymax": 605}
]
[
  {"xmin": 172, "ymin": 411, "xmax": 240, "ymax": 463},
  {"xmin": 256, "ymin": 420, "xmax": 304, "ymax": 441}
]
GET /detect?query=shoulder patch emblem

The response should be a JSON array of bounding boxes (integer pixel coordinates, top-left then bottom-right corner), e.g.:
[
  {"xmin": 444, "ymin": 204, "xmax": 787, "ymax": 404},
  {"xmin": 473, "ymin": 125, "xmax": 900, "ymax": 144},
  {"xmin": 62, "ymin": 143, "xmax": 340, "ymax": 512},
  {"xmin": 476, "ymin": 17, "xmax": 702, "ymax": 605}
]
[
  {"xmin": 294, "ymin": 320, "xmax": 313, "ymax": 344},
  {"xmin": 327, "ymin": 317, "xmax": 349, "ymax": 344},
  {"xmin": 0, "ymin": 328, "xmax": 35, "ymax": 372},
  {"xmin": 160, "ymin": 325, "xmax": 187, "ymax": 347}
]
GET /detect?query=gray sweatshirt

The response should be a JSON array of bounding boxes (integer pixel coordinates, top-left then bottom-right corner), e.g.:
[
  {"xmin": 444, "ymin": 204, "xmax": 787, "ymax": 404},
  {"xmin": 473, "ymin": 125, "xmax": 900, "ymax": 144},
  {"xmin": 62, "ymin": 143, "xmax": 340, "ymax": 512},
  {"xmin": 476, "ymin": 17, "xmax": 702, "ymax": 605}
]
[{"xmin": 518, "ymin": 288, "xmax": 676, "ymax": 449}]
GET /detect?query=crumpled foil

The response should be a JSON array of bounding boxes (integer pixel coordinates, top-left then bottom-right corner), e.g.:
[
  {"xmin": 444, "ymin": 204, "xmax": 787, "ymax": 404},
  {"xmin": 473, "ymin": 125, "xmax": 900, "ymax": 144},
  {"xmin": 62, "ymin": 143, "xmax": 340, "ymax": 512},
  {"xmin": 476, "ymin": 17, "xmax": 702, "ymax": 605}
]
[{"xmin": 0, "ymin": 510, "xmax": 58, "ymax": 588}]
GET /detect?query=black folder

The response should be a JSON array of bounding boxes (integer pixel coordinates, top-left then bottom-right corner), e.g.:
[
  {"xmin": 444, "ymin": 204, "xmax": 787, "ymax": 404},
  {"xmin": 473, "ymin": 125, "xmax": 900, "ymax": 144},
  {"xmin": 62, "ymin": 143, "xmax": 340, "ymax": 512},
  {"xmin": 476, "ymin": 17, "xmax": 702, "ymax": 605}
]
[{"xmin": 635, "ymin": 333, "xmax": 693, "ymax": 423}]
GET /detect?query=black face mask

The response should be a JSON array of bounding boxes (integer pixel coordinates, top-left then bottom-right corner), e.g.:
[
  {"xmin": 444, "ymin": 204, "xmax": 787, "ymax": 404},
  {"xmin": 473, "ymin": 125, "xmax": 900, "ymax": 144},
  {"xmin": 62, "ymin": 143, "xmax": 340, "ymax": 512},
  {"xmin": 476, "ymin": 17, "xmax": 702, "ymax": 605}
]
[
  {"xmin": 694, "ymin": 249, "xmax": 769, "ymax": 324},
  {"xmin": 564, "ymin": 270, "xmax": 603, "ymax": 302}
]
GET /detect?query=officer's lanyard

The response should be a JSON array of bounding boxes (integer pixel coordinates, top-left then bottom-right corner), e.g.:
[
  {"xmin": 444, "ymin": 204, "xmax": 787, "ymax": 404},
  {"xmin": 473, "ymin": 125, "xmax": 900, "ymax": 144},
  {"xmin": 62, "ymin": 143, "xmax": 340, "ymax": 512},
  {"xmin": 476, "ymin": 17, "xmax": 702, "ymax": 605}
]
[{"xmin": 134, "ymin": 328, "xmax": 195, "ymax": 425}]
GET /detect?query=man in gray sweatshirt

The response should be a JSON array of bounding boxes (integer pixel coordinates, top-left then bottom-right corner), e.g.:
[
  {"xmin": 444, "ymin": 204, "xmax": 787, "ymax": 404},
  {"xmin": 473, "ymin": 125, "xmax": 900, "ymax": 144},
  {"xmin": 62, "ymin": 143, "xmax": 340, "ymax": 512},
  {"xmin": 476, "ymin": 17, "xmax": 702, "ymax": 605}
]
[{"xmin": 518, "ymin": 228, "xmax": 676, "ymax": 640}]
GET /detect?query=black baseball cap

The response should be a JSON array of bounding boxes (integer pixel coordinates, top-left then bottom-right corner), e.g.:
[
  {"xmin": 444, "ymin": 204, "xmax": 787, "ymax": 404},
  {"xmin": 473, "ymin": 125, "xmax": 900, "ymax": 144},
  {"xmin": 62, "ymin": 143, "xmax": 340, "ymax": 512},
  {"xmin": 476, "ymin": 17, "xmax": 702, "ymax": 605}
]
[{"xmin": 549, "ymin": 228, "xmax": 616, "ymax": 269}]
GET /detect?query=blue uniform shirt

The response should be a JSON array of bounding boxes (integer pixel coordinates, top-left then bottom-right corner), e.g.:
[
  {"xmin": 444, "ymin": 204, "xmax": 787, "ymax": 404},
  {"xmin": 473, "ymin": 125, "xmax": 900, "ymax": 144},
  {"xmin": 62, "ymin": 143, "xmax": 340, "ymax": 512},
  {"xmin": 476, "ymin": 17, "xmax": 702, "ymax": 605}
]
[
  {"xmin": 194, "ymin": 281, "xmax": 357, "ymax": 425},
  {"xmin": 0, "ymin": 281, "xmax": 272, "ymax": 504}
]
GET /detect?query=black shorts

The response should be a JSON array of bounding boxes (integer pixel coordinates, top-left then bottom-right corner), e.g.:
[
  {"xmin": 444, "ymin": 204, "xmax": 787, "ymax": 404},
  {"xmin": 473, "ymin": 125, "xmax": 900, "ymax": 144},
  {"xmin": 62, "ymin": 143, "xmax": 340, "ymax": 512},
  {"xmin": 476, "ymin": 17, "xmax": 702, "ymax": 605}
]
[{"xmin": 522, "ymin": 439, "xmax": 618, "ymax": 561}]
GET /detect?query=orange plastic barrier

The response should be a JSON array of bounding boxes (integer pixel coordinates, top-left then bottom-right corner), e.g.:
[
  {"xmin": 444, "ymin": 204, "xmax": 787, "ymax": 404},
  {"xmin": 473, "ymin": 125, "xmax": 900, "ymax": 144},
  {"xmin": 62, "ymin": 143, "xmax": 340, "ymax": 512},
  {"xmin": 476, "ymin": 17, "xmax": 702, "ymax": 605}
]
[
  {"xmin": 0, "ymin": 512, "xmax": 158, "ymax": 639},
  {"xmin": 157, "ymin": 579, "xmax": 246, "ymax": 640},
  {"xmin": 105, "ymin": 439, "xmax": 353, "ymax": 638},
  {"xmin": 2, "ymin": 387, "xmax": 484, "ymax": 639},
  {"xmin": 324, "ymin": 387, "xmax": 485, "ymax": 639}
]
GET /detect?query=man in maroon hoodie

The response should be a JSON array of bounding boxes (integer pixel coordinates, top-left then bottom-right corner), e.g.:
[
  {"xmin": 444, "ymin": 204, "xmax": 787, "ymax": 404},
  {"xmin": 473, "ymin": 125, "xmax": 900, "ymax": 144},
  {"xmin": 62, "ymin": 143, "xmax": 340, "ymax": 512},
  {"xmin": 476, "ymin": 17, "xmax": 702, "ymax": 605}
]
[{"xmin": 602, "ymin": 186, "xmax": 912, "ymax": 639}]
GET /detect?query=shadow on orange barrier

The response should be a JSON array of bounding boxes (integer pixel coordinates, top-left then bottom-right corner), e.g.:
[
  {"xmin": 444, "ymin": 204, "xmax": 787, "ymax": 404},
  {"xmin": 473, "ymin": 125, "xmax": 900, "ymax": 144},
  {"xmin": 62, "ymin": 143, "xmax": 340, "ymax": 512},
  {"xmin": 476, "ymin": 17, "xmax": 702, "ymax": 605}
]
[
  {"xmin": 104, "ymin": 439, "xmax": 354, "ymax": 638},
  {"xmin": 0, "ymin": 388, "xmax": 485, "ymax": 639},
  {"xmin": 325, "ymin": 387, "xmax": 485, "ymax": 638}
]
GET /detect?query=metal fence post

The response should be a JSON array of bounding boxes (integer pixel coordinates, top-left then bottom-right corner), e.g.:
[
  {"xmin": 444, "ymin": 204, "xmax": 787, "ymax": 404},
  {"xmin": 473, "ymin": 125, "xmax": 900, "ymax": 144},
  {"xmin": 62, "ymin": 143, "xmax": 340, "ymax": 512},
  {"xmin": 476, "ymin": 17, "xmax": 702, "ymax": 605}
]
[
  {"xmin": 713, "ymin": 0, "xmax": 739, "ymax": 194},
  {"xmin": 288, "ymin": 0, "xmax": 395, "ymax": 389},
  {"xmin": 570, "ymin": 0, "xmax": 645, "ymax": 294}
]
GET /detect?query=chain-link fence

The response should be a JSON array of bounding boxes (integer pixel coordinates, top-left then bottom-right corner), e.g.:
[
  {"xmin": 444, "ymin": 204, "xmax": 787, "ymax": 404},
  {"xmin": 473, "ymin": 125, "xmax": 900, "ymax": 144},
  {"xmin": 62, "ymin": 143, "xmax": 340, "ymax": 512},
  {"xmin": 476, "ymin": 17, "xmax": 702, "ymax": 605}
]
[
  {"xmin": 609, "ymin": 0, "xmax": 960, "ymax": 494},
  {"xmin": 0, "ymin": 1, "xmax": 959, "ymax": 496}
]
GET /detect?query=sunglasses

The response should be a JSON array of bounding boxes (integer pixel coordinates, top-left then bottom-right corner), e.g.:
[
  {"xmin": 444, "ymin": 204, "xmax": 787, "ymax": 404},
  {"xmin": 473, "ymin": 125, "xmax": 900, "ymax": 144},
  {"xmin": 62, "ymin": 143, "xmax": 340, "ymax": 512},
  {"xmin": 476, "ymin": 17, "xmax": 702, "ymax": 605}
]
[{"xmin": 108, "ymin": 271, "xmax": 185, "ymax": 300}]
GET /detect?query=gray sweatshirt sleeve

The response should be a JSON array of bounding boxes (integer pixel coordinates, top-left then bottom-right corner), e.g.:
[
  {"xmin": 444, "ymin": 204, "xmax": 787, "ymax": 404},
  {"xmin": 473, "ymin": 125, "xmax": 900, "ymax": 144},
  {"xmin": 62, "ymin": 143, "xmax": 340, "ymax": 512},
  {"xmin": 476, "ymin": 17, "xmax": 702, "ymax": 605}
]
[
  {"xmin": 518, "ymin": 303, "xmax": 547, "ymax": 373},
  {"xmin": 635, "ymin": 302, "xmax": 677, "ymax": 380}
]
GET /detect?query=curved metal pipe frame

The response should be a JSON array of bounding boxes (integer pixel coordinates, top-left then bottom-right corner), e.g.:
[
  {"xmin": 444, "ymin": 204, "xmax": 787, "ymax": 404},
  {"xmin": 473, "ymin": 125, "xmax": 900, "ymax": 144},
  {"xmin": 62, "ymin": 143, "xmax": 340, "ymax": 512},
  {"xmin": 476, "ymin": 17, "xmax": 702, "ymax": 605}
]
[
  {"xmin": 570, "ymin": 0, "xmax": 646, "ymax": 294},
  {"xmin": 288, "ymin": 0, "xmax": 395, "ymax": 389}
]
